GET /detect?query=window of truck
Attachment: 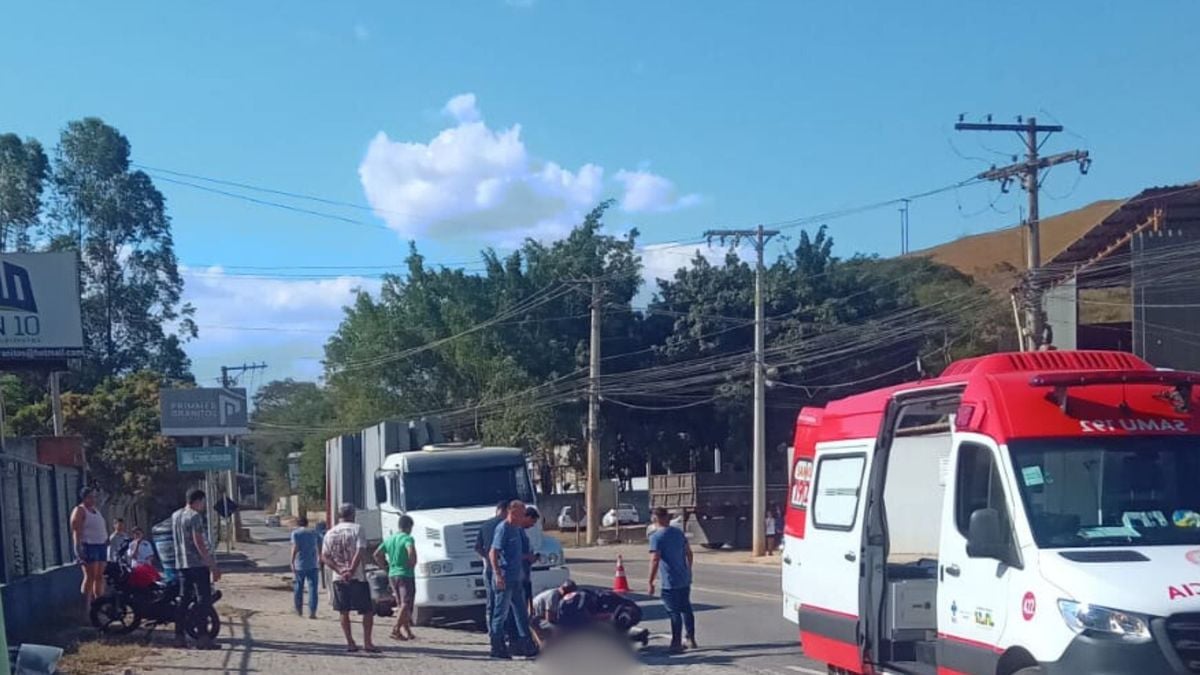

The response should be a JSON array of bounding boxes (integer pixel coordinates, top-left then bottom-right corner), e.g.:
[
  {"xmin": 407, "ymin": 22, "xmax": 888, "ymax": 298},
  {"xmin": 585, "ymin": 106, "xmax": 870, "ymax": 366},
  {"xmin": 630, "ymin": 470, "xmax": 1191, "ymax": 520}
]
[
  {"xmin": 397, "ymin": 465, "xmax": 534, "ymax": 511},
  {"xmin": 1009, "ymin": 436, "xmax": 1200, "ymax": 548},
  {"xmin": 812, "ymin": 453, "xmax": 866, "ymax": 530}
]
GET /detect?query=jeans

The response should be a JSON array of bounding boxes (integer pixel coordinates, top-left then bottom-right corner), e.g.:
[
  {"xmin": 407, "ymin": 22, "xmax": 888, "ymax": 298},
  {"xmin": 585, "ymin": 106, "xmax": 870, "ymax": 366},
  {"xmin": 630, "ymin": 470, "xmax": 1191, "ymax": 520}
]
[
  {"xmin": 660, "ymin": 586, "xmax": 695, "ymax": 646},
  {"xmin": 176, "ymin": 567, "xmax": 213, "ymax": 638},
  {"xmin": 489, "ymin": 576, "xmax": 530, "ymax": 650},
  {"xmin": 294, "ymin": 568, "xmax": 319, "ymax": 615}
]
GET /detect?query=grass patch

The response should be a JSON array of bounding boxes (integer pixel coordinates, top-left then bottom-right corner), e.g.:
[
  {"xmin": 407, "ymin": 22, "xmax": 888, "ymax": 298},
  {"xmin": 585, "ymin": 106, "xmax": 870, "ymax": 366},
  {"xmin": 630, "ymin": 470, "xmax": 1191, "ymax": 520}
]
[{"xmin": 17, "ymin": 620, "xmax": 150, "ymax": 675}]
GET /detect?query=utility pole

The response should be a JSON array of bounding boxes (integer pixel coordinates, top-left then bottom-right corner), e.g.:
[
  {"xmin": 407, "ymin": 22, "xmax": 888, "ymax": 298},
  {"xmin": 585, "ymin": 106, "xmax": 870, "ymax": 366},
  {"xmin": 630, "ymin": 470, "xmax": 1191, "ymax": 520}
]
[
  {"xmin": 899, "ymin": 199, "xmax": 911, "ymax": 255},
  {"xmin": 220, "ymin": 362, "xmax": 266, "ymax": 550},
  {"xmin": 955, "ymin": 116, "xmax": 1090, "ymax": 349},
  {"xmin": 585, "ymin": 280, "xmax": 602, "ymax": 545},
  {"xmin": 704, "ymin": 225, "xmax": 779, "ymax": 557}
]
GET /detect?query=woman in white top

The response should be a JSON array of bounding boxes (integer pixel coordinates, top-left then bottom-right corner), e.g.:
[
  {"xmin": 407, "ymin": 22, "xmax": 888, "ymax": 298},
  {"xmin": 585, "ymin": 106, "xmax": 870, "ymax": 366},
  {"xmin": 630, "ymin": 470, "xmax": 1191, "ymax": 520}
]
[{"xmin": 70, "ymin": 487, "xmax": 109, "ymax": 602}]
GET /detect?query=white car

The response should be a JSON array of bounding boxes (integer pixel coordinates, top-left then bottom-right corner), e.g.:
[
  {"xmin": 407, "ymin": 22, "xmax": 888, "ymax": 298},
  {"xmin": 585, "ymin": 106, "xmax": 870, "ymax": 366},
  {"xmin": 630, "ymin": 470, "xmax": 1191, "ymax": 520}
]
[
  {"xmin": 646, "ymin": 514, "xmax": 685, "ymax": 537},
  {"xmin": 557, "ymin": 505, "xmax": 583, "ymax": 530},
  {"xmin": 601, "ymin": 503, "xmax": 641, "ymax": 527}
]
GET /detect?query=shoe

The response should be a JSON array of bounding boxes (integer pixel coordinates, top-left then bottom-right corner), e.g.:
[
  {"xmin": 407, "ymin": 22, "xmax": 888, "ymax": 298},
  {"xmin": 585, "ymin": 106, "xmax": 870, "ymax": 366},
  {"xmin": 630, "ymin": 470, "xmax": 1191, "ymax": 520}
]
[
  {"xmin": 687, "ymin": 637, "xmax": 699, "ymax": 649},
  {"xmin": 489, "ymin": 651, "xmax": 512, "ymax": 660},
  {"xmin": 309, "ymin": 612, "xmax": 317, "ymax": 619}
]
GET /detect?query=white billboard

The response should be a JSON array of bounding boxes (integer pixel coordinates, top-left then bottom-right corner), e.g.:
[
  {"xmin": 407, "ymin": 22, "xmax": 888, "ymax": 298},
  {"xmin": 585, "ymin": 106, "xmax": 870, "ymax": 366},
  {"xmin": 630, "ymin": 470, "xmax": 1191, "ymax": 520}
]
[{"xmin": 0, "ymin": 252, "xmax": 84, "ymax": 360}]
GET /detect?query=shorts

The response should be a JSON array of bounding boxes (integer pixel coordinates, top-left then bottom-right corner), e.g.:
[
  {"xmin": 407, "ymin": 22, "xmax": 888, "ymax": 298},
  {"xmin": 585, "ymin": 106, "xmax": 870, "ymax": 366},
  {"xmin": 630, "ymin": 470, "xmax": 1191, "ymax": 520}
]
[
  {"xmin": 331, "ymin": 579, "xmax": 374, "ymax": 615},
  {"xmin": 389, "ymin": 576, "xmax": 415, "ymax": 613},
  {"xmin": 82, "ymin": 544, "xmax": 108, "ymax": 563}
]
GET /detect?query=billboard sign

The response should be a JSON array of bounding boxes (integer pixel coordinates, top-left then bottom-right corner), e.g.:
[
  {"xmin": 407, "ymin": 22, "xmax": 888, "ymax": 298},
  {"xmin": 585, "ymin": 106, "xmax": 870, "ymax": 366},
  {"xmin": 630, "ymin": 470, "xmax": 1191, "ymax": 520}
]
[
  {"xmin": 0, "ymin": 252, "xmax": 84, "ymax": 361},
  {"xmin": 161, "ymin": 388, "xmax": 249, "ymax": 436},
  {"xmin": 176, "ymin": 445, "xmax": 238, "ymax": 472}
]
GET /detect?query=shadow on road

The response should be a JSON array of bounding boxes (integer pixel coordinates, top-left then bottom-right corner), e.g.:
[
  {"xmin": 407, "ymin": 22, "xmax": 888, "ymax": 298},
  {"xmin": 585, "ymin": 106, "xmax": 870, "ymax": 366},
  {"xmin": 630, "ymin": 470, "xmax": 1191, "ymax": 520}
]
[{"xmin": 637, "ymin": 640, "xmax": 801, "ymax": 667}]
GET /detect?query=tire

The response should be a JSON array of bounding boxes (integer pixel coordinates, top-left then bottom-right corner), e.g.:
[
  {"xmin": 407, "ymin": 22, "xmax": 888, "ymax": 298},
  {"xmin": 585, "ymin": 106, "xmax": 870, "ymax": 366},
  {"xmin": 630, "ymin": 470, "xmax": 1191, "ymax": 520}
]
[
  {"xmin": 91, "ymin": 597, "xmax": 140, "ymax": 635},
  {"xmin": 186, "ymin": 605, "xmax": 221, "ymax": 641}
]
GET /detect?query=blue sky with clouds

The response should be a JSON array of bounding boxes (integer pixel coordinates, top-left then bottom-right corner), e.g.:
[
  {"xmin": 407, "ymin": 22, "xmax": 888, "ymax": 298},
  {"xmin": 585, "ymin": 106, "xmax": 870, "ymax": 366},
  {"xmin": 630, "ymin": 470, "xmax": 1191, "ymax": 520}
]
[{"xmin": 2, "ymin": 1, "xmax": 1198, "ymax": 389}]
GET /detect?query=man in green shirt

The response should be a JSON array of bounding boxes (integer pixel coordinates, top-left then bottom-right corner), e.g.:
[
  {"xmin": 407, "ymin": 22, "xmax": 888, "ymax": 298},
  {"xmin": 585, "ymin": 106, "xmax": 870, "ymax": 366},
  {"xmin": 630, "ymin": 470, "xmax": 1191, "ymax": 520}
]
[{"xmin": 374, "ymin": 515, "xmax": 418, "ymax": 641}]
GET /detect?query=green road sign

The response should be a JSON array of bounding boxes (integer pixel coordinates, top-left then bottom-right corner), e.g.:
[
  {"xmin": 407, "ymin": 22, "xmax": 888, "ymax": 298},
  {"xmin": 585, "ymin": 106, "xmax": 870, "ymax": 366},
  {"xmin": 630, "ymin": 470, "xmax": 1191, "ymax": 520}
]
[{"xmin": 177, "ymin": 445, "xmax": 237, "ymax": 472}]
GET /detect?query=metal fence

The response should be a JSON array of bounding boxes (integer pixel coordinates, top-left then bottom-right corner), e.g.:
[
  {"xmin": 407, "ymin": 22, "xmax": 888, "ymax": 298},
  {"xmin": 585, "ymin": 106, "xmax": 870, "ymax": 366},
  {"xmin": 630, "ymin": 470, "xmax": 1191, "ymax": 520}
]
[{"xmin": 0, "ymin": 453, "xmax": 83, "ymax": 583}]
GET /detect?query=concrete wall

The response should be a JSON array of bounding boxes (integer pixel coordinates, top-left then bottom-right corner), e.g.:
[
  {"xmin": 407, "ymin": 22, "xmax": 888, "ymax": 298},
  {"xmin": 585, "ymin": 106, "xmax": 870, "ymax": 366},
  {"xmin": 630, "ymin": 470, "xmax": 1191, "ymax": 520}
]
[
  {"xmin": 538, "ymin": 486, "xmax": 649, "ymax": 530},
  {"xmin": 2, "ymin": 564, "xmax": 83, "ymax": 643}
]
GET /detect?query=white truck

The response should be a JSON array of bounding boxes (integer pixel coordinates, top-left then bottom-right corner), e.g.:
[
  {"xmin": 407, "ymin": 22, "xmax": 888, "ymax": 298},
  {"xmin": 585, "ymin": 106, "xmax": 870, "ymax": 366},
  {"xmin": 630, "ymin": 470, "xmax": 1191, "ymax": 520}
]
[{"xmin": 371, "ymin": 443, "xmax": 568, "ymax": 626}]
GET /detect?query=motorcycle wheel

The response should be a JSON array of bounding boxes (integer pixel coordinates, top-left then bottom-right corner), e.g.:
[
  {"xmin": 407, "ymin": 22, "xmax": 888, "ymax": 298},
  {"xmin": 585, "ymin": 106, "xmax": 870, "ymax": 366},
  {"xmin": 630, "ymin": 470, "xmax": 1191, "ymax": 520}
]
[
  {"xmin": 185, "ymin": 605, "xmax": 222, "ymax": 640},
  {"xmin": 90, "ymin": 597, "xmax": 140, "ymax": 635}
]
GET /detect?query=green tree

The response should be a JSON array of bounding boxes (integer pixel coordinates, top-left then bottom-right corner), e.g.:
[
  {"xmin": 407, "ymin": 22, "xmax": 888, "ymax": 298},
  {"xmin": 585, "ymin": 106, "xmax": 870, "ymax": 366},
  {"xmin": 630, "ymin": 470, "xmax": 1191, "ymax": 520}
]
[
  {"xmin": 246, "ymin": 379, "xmax": 336, "ymax": 501},
  {"xmin": 50, "ymin": 118, "xmax": 196, "ymax": 384},
  {"xmin": 0, "ymin": 134, "xmax": 49, "ymax": 251}
]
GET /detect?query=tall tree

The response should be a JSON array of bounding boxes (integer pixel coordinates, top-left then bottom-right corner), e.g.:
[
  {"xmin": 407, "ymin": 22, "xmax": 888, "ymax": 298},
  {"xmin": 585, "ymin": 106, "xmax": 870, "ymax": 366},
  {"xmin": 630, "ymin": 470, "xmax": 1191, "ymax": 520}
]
[
  {"xmin": 246, "ymin": 379, "xmax": 337, "ymax": 500},
  {"xmin": 0, "ymin": 134, "xmax": 49, "ymax": 251},
  {"xmin": 51, "ymin": 118, "xmax": 196, "ymax": 384}
]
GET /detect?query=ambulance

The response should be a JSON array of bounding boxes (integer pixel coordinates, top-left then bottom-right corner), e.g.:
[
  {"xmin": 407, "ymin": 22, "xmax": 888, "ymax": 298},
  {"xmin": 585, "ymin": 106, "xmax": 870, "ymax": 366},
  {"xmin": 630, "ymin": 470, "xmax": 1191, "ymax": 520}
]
[{"xmin": 781, "ymin": 350, "xmax": 1200, "ymax": 674}]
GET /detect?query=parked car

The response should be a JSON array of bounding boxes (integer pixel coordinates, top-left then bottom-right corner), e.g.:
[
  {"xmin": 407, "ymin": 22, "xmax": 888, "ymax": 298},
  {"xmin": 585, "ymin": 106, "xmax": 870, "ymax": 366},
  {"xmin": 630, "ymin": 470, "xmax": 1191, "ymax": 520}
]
[
  {"xmin": 602, "ymin": 503, "xmax": 641, "ymax": 527},
  {"xmin": 646, "ymin": 513, "xmax": 685, "ymax": 538},
  {"xmin": 557, "ymin": 505, "xmax": 582, "ymax": 530}
]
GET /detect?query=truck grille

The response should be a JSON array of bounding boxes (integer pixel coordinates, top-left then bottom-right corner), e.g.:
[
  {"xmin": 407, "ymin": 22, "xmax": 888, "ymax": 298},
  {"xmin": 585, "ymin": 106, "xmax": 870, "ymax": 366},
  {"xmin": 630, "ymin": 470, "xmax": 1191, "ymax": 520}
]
[
  {"xmin": 455, "ymin": 520, "xmax": 486, "ymax": 557},
  {"xmin": 1166, "ymin": 614, "xmax": 1200, "ymax": 672}
]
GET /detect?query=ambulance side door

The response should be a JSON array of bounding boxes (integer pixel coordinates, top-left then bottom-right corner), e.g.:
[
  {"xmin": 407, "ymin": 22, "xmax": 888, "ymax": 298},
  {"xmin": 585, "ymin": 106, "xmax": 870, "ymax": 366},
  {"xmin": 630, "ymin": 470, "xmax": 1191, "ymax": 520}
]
[
  {"xmin": 797, "ymin": 441, "xmax": 872, "ymax": 668},
  {"xmin": 937, "ymin": 438, "xmax": 1019, "ymax": 674}
]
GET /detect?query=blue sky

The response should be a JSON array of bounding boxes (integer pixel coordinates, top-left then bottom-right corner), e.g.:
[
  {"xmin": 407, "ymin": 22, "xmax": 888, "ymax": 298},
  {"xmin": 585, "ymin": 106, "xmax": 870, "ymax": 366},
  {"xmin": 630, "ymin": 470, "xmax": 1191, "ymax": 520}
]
[{"xmin": 3, "ymin": 1, "xmax": 1198, "ymax": 388}]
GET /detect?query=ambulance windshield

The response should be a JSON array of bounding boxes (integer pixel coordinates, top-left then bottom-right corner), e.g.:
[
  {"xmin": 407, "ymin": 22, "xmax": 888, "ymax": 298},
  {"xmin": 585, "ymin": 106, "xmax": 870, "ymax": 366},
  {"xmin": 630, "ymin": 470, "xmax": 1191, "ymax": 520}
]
[{"xmin": 1010, "ymin": 436, "xmax": 1200, "ymax": 548}]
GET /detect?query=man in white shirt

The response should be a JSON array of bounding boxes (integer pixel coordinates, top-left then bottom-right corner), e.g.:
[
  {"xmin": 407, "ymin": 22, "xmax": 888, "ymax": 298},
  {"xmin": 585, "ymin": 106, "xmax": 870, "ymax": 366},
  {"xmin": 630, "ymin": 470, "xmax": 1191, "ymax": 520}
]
[{"xmin": 321, "ymin": 503, "xmax": 378, "ymax": 653}]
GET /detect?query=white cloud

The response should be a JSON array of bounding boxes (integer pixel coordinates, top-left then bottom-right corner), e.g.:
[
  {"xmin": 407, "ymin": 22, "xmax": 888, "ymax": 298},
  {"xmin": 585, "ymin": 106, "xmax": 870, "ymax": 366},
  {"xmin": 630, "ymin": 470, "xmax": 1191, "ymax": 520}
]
[
  {"xmin": 443, "ymin": 93, "xmax": 481, "ymax": 124},
  {"xmin": 181, "ymin": 267, "xmax": 380, "ymax": 382},
  {"xmin": 358, "ymin": 93, "xmax": 697, "ymax": 243},
  {"xmin": 615, "ymin": 169, "xmax": 702, "ymax": 213}
]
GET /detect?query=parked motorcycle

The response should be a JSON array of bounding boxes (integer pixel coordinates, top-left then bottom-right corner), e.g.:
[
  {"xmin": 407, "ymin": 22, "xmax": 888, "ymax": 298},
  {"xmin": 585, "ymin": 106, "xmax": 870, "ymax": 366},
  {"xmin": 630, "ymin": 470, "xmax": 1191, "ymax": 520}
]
[{"xmin": 90, "ymin": 558, "xmax": 222, "ymax": 639}]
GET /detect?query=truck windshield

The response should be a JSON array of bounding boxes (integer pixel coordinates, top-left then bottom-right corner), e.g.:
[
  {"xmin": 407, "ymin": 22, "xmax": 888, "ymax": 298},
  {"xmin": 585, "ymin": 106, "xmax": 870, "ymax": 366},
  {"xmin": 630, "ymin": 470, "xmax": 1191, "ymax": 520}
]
[
  {"xmin": 1010, "ymin": 436, "xmax": 1200, "ymax": 548},
  {"xmin": 400, "ymin": 464, "xmax": 534, "ymax": 511}
]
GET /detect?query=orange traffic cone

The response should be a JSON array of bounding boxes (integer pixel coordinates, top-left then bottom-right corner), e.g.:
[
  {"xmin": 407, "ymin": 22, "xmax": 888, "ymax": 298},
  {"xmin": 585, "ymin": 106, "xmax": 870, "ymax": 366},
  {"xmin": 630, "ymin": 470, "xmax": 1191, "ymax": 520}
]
[{"xmin": 613, "ymin": 554, "xmax": 630, "ymax": 594}]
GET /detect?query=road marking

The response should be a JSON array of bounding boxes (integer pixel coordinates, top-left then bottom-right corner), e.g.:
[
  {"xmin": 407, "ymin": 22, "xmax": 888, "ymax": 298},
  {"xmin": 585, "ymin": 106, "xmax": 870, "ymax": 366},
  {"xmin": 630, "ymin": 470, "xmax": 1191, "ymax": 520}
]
[
  {"xmin": 569, "ymin": 570, "xmax": 778, "ymax": 602},
  {"xmin": 784, "ymin": 666, "xmax": 827, "ymax": 675}
]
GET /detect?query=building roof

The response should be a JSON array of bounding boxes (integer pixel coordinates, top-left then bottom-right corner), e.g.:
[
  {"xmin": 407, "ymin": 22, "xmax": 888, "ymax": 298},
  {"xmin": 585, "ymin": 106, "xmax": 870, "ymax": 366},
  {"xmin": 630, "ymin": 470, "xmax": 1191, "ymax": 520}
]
[{"xmin": 910, "ymin": 181, "xmax": 1200, "ymax": 287}]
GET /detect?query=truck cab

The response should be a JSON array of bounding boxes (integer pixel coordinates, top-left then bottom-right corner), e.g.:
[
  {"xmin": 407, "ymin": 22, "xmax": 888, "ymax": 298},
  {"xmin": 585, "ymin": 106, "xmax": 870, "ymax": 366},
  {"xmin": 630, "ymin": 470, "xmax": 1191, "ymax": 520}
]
[
  {"xmin": 373, "ymin": 444, "xmax": 568, "ymax": 626},
  {"xmin": 782, "ymin": 350, "xmax": 1200, "ymax": 675}
]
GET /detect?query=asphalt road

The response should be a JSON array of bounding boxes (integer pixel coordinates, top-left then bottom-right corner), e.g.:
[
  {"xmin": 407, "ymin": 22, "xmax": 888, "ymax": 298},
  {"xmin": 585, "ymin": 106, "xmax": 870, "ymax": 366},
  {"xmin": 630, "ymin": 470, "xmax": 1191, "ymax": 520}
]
[
  {"xmin": 237, "ymin": 513, "xmax": 827, "ymax": 673},
  {"xmin": 563, "ymin": 543, "xmax": 827, "ymax": 674}
]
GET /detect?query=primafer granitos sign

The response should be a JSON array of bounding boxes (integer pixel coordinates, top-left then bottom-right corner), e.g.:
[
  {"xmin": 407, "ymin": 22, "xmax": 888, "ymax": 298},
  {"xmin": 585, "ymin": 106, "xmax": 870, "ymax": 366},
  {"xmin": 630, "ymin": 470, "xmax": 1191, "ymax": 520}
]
[{"xmin": 160, "ymin": 388, "xmax": 249, "ymax": 437}]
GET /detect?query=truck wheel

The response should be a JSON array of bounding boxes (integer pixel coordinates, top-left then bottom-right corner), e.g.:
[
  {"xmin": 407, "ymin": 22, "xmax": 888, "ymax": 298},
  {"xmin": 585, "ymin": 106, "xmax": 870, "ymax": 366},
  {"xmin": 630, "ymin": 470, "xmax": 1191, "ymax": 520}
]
[{"xmin": 413, "ymin": 606, "xmax": 434, "ymax": 627}]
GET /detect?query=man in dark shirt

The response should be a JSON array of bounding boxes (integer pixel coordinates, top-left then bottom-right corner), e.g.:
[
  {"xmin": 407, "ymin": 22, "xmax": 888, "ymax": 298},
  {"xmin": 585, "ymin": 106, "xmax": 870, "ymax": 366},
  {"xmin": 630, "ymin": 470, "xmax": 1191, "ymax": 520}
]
[
  {"xmin": 648, "ymin": 506, "xmax": 695, "ymax": 654},
  {"xmin": 476, "ymin": 499, "xmax": 511, "ymax": 627}
]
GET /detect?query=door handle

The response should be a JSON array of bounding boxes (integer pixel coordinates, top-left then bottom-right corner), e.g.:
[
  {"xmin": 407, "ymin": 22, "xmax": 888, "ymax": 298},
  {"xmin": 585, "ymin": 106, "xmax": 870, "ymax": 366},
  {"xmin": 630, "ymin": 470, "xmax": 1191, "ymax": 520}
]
[
  {"xmin": 944, "ymin": 563, "xmax": 961, "ymax": 577},
  {"xmin": 844, "ymin": 551, "xmax": 857, "ymax": 562}
]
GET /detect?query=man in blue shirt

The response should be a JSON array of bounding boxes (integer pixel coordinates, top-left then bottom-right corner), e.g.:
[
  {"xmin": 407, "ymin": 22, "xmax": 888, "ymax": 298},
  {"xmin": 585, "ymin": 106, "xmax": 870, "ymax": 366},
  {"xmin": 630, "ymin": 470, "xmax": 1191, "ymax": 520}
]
[
  {"xmin": 648, "ymin": 506, "xmax": 696, "ymax": 654},
  {"xmin": 290, "ymin": 515, "xmax": 322, "ymax": 618},
  {"xmin": 488, "ymin": 500, "xmax": 534, "ymax": 659},
  {"xmin": 476, "ymin": 499, "xmax": 511, "ymax": 627}
]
